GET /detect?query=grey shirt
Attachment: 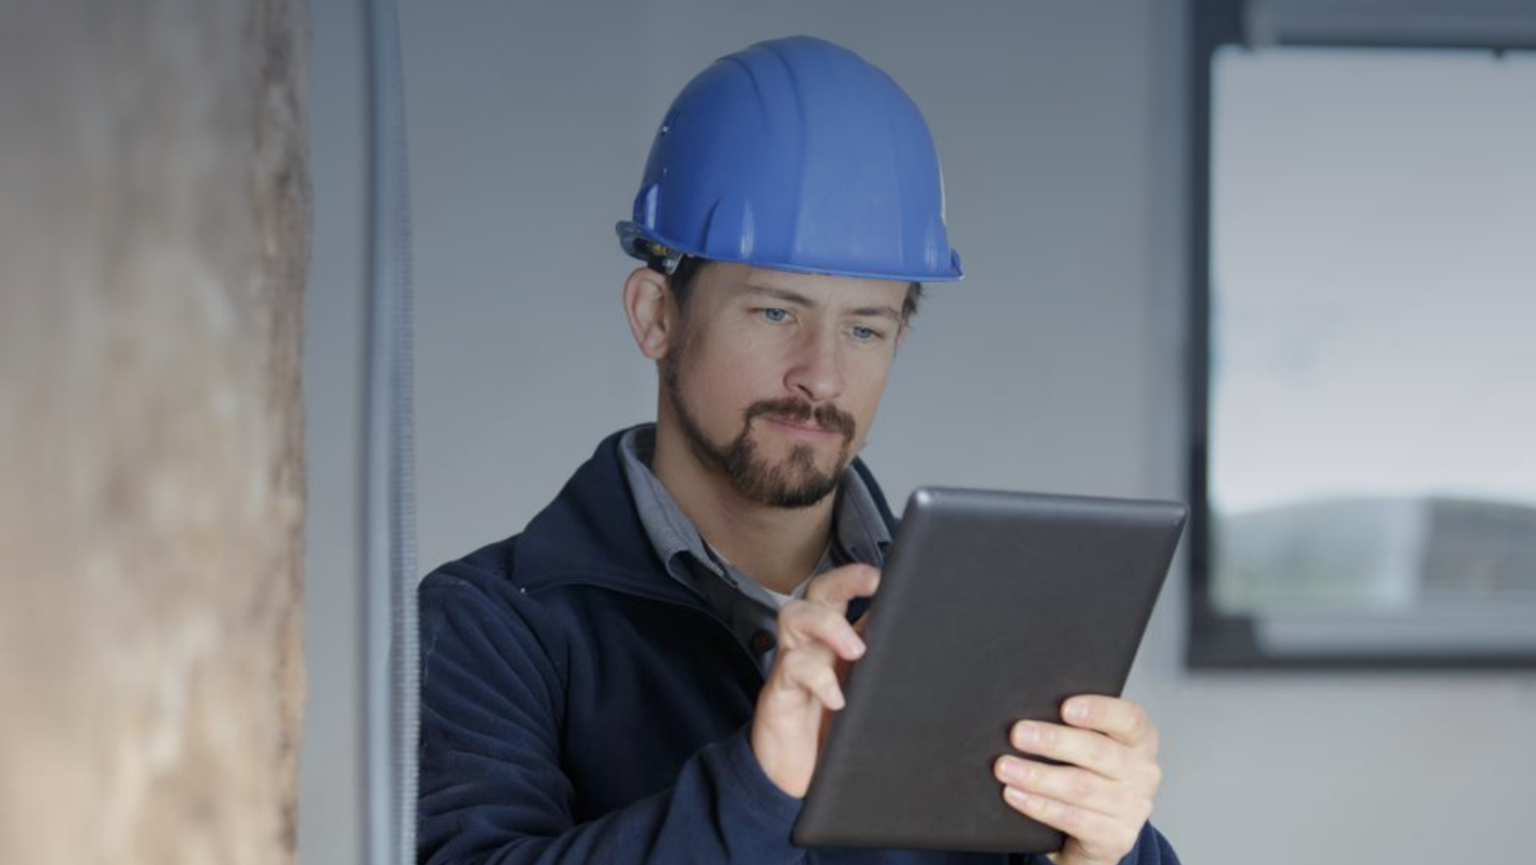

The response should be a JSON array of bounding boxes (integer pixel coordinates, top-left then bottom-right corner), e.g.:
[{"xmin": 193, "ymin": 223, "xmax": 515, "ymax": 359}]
[{"xmin": 619, "ymin": 425, "xmax": 891, "ymax": 673}]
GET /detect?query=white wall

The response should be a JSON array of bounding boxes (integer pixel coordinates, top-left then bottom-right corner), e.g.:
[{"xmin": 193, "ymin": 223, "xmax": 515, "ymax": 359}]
[{"xmin": 303, "ymin": 2, "xmax": 1536, "ymax": 863}]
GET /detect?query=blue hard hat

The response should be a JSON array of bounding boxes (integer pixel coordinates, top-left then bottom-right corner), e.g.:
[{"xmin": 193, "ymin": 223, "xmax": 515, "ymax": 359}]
[{"xmin": 616, "ymin": 36, "xmax": 963, "ymax": 282}]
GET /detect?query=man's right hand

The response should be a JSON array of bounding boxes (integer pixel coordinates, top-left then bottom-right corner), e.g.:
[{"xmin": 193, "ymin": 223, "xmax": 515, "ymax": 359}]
[{"xmin": 750, "ymin": 563, "xmax": 880, "ymax": 798}]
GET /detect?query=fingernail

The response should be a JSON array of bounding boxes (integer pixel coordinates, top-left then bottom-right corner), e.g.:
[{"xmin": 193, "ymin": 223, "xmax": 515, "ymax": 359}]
[
  {"xmin": 847, "ymin": 638, "xmax": 866, "ymax": 658},
  {"xmin": 1004, "ymin": 786, "xmax": 1031, "ymax": 807},
  {"xmin": 1013, "ymin": 721, "xmax": 1038, "ymax": 749},
  {"xmin": 997, "ymin": 757, "xmax": 1029, "ymax": 785},
  {"xmin": 1065, "ymin": 701, "xmax": 1089, "ymax": 723}
]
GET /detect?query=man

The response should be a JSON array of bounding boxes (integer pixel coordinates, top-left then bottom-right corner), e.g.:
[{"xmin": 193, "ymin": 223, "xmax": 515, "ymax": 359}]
[{"xmin": 418, "ymin": 36, "xmax": 1178, "ymax": 865}]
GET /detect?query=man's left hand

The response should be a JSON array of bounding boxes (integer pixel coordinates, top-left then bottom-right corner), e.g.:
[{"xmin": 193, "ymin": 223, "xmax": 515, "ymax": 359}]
[{"xmin": 992, "ymin": 695, "xmax": 1162, "ymax": 865}]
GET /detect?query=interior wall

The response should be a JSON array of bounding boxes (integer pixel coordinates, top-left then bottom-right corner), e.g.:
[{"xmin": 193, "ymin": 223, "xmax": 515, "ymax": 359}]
[
  {"xmin": 302, "ymin": 1, "xmax": 1536, "ymax": 862},
  {"xmin": 1, "ymin": 1, "xmax": 310, "ymax": 863}
]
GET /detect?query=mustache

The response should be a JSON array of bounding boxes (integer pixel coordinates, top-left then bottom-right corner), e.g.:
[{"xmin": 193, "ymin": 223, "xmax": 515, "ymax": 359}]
[{"xmin": 745, "ymin": 398, "xmax": 856, "ymax": 439}]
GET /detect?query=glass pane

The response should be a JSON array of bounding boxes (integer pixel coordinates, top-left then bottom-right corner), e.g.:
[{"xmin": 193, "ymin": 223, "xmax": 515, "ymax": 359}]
[{"xmin": 1208, "ymin": 46, "xmax": 1536, "ymax": 627}]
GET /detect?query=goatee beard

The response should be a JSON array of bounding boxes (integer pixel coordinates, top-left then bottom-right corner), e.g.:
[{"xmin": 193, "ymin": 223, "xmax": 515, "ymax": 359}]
[{"xmin": 662, "ymin": 361, "xmax": 857, "ymax": 509}]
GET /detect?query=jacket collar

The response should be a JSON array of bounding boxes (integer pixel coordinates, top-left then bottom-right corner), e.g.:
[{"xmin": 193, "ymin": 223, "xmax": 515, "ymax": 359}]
[{"xmin": 513, "ymin": 425, "xmax": 900, "ymax": 609}]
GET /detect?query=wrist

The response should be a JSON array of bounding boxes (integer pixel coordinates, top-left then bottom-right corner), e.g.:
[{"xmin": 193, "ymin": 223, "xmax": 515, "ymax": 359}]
[{"xmin": 750, "ymin": 722, "xmax": 809, "ymax": 798}]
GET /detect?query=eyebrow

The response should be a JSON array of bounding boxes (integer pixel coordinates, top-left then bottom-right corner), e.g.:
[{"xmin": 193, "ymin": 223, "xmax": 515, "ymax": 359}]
[{"xmin": 740, "ymin": 284, "xmax": 903, "ymax": 323}]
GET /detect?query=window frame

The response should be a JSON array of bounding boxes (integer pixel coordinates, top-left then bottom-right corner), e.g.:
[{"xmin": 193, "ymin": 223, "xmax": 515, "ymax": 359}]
[{"xmin": 1184, "ymin": 0, "xmax": 1536, "ymax": 669}]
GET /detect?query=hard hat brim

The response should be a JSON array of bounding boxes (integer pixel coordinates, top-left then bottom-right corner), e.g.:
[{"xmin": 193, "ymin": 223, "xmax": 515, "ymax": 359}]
[{"xmin": 616, "ymin": 221, "xmax": 963, "ymax": 283}]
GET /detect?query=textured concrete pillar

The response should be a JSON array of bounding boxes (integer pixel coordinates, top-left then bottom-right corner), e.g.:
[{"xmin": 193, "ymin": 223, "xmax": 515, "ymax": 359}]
[{"xmin": 0, "ymin": 1, "xmax": 309, "ymax": 863}]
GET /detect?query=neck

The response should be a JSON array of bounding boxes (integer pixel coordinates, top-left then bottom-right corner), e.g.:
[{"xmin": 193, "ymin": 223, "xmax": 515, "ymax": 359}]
[{"xmin": 650, "ymin": 417, "xmax": 837, "ymax": 596}]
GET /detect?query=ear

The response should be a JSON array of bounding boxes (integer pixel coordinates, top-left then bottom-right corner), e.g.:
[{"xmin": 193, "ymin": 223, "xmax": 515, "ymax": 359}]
[{"xmin": 623, "ymin": 265, "xmax": 677, "ymax": 360}]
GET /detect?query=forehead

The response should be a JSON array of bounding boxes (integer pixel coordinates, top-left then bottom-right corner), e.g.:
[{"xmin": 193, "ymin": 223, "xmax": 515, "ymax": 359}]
[{"xmin": 703, "ymin": 262, "xmax": 908, "ymax": 309}]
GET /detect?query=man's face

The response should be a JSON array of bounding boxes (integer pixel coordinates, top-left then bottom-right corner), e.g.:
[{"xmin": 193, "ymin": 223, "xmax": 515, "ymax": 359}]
[{"xmin": 660, "ymin": 262, "xmax": 908, "ymax": 509}]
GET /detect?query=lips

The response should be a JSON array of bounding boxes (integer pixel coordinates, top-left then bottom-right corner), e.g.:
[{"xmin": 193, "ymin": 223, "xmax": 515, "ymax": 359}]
[{"xmin": 765, "ymin": 416, "xmax": 833, "ymax": 434}]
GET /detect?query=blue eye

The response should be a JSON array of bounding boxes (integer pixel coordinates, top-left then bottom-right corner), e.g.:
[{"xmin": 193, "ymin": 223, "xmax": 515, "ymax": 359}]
[
  {"xmin": 850, "ymin": 325, "xmax": 882, "ymax": 342},
  {"xmin": 762, "ymin": 308, "xmax": 789, "ymax": 323}
]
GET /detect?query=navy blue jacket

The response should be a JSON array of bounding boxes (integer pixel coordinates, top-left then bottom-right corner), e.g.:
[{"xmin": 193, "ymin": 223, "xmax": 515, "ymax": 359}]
[{"xmin": 418, "ymin": 429, "xmax": 1180, "ymax": 865}]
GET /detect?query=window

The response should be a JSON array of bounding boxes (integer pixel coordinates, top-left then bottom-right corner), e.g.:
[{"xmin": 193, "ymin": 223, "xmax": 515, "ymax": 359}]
[{"xmin": 1188, "ymin": 4, "xmax": 1536, "ymax": 667}]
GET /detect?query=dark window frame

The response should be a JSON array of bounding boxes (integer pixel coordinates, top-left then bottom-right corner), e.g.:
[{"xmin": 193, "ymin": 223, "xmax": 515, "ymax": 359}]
[{"xmin": 1185, "ymin": 0, "xmax": 1536, "ymax": 669}]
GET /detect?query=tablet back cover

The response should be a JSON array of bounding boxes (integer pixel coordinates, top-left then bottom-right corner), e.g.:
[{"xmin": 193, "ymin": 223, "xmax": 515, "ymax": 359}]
[{"xmin": 792, "ymin": 488, "xmax": 1186, "ymax": 854}]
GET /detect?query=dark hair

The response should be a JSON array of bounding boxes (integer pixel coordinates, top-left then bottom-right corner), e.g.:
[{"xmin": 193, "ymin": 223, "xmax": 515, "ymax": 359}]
[{"xmin": 648, "ymin": 254, "xmax": 925, "ymax": 324}]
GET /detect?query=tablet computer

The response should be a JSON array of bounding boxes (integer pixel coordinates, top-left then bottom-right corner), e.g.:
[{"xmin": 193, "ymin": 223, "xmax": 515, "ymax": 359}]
[{"xmin": 791, "ymin": 487, "xmax": 1187, "ymax": 854}]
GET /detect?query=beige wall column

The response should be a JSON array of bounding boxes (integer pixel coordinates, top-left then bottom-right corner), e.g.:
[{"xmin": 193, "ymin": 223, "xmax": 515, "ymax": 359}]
[{"xmin": 0, "ymin": 1, "xmax": 310, "ymax": 863}]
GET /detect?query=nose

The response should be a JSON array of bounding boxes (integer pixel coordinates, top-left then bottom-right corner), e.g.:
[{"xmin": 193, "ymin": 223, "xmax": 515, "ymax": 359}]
[{"xmin": 784, "ymin": 324, "xmax": 844, "ymax": 403}]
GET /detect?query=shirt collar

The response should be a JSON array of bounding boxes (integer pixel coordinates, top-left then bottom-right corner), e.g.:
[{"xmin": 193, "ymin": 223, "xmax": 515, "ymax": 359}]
[{"xmin": 618, "ymin": 425, "xmax": 892, "ymax": 590}]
